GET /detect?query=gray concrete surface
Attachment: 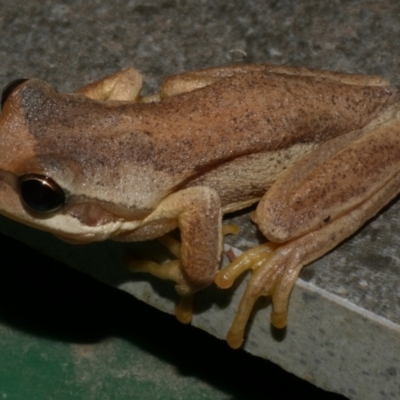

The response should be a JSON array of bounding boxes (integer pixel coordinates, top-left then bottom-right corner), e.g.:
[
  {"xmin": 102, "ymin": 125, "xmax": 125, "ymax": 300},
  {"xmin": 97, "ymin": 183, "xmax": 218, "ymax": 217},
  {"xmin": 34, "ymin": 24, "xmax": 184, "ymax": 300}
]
[{"xmin": 1, "ymin": 1, "xmax": 400, "ymax": 399}]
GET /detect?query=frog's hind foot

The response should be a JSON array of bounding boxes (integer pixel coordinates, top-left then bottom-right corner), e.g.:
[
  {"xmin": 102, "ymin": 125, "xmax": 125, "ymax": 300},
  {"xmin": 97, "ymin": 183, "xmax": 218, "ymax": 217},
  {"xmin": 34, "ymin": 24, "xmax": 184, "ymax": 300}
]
[
  {"xmin": 215, "ymin": 242, "xmax": 303, "ymax": 349},
  {"xmin": 215, "ymin": 242, "xmax": 278, "ymax": 289}
]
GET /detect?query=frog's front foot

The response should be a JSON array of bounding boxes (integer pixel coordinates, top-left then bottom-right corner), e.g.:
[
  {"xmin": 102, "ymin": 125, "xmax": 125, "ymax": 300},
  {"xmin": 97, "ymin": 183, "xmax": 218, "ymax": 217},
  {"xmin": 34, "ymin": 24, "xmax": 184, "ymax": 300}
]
[
  {"xmin": 125, "ymin": 234, "xmax": 195, "ymax": 323},
  {"xmin": 126, "ymin": 224, "xmax": 240, "ymax": 324},
  {"xmin": 215, "ymin": 241, "xmax": 303, "ymax": 349}
]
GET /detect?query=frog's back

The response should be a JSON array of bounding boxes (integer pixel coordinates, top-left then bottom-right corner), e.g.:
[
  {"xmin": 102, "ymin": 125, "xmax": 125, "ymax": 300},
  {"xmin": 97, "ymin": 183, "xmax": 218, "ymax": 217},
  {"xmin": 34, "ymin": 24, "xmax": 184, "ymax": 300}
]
[{"xmin": 133, "ymin": 70, "xmax": 399, "ymax": 177}]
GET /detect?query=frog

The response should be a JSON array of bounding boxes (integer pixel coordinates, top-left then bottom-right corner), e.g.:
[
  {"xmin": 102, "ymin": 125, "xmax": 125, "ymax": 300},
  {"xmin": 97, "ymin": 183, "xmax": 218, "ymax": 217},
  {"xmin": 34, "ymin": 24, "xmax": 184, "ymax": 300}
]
[{"xmin": 0, "ymin": 63, "xmax": 399, "ymax": 349}]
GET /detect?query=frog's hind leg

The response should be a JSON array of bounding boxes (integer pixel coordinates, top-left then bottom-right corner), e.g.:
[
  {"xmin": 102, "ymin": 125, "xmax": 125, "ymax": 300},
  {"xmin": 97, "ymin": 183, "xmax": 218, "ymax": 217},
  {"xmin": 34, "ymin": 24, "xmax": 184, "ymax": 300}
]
[
  {"xmin": 218, "ymin": 170, "xmax": 400, "ymax": 349},
  {"xmin": 217, "ymin": 117, "xmax": 400, "ymax": 348}
]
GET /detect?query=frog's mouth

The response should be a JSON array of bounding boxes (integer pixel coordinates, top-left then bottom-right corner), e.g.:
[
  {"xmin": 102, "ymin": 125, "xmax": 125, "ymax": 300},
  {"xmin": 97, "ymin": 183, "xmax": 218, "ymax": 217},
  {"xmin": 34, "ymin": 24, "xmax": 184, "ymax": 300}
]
[{"xmin": 63, "ymin": 200, "xmax": 123, "ymax": 228}]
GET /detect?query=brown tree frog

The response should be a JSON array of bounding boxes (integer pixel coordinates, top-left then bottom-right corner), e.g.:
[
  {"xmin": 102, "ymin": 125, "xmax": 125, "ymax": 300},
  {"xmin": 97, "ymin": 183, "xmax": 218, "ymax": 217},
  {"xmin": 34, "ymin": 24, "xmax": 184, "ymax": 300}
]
[{"xmin": 0, "ymin": 63, "xmax": 399, "ymax": 348}]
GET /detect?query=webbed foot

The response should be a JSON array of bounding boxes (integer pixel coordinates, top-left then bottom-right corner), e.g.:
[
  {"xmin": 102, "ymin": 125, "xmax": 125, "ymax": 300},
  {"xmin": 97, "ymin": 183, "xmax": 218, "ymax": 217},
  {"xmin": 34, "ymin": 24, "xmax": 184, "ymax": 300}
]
[{"xmin": 215, "ymin": 241, "xmax": 302, "ymax": 349}]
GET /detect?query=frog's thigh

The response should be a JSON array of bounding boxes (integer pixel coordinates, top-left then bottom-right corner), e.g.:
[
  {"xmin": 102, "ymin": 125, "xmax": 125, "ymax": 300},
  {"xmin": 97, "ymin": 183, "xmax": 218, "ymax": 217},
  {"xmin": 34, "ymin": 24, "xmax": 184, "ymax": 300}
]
[
  {"xmin": 74, "ymin": 68, "xmax": 143, "ymax": 101},
  {"xmin": 255, "ymin": 119, "xmax": 400, "ymax": 243},
  {"xmin": 143, "ymin": 186, "xmax": 223, "ymax": 295},
  {"xmin": 279, "ymin": 159, "xmax": 400, "ymax": 312}
]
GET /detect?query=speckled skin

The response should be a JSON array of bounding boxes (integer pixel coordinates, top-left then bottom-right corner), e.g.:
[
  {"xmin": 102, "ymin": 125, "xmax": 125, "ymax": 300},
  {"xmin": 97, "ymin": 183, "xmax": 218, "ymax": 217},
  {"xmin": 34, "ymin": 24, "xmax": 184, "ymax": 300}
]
[{"xmin": 0, "ymin": 64, "xmax": 399, "ymax": 336}]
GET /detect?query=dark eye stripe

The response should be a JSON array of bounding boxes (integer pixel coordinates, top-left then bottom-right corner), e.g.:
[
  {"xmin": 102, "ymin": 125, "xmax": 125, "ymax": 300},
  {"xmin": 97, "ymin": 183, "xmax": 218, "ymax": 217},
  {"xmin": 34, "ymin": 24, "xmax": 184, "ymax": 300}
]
[{"xmin": 1, "ymin": 79, "xmax": 28, "ymax": 110}]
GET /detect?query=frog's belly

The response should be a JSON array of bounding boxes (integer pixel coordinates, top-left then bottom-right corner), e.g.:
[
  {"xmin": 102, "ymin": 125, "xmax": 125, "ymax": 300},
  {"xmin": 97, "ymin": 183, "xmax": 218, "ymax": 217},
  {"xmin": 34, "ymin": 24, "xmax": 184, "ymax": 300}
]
[{"xmin": 187, "ymin": 142, "xmax": 316, "ymax": 214}]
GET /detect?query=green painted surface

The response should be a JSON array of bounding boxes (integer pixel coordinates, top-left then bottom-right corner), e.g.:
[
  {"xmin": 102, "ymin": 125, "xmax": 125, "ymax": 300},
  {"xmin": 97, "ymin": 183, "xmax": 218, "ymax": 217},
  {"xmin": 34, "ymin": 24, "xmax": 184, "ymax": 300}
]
[
  {"xmin": 0, "ymin": 235, "xmax": 343, "ymax": 400},
  {"xmin": 0, "ymin": 327, "xmax": 229, "ymax": 400},
  {"xmin": 0, "ymin": 330, "xmax": 74, "ymax": 399}
]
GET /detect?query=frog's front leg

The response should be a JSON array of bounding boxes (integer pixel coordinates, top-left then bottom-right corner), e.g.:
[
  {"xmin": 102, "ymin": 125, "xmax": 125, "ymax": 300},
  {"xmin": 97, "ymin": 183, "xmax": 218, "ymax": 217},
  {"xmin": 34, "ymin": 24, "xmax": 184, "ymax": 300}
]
[
  {"xmin": 125, "ymin": 186, "xmax": 223, "ymax": 321},
  {"xmin": 74, "ymin": 68, "xmax": 145, "ymax": 101},
  {"xmin": 74, "ymin": 66, "xmax": 225, "ymax": 103},
  {"xmin": 216, "ymin": 116, "xmax": 400, "ymax": 348}
]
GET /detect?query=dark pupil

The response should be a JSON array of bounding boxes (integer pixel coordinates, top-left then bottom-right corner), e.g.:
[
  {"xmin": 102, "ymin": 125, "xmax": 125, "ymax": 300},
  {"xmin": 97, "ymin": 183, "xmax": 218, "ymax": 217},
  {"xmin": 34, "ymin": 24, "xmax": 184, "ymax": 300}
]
[{"xmin": 19, "ymin": 176, "xmax": 65, "ymax": 213}]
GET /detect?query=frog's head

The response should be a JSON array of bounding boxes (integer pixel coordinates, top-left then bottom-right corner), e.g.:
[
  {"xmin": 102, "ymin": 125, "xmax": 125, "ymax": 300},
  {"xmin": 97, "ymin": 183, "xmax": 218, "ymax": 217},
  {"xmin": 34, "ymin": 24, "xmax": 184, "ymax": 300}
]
[{"xmin": 0, "ymin": 78, "xmax": 153, "ymax": 242}]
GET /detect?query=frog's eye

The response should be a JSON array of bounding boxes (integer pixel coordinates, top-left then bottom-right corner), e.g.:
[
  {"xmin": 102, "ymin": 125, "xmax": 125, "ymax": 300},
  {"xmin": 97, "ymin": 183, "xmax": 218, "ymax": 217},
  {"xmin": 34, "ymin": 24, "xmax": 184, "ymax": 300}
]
[
  {"xmin": 1, "ymin": 79, "xmax": 28, "ymax": 110},
  {"xmin": 18, "ymin": 174, "xmax": 65, "ymax": 214}
]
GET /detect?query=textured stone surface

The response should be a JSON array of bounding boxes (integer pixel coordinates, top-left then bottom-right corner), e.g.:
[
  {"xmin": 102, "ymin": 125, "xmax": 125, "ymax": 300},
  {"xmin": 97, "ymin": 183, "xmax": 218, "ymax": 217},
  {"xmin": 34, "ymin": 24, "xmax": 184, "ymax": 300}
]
[{"xmin": 1, "ymin": 1, "xmax": 400, "ymax": 399}]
